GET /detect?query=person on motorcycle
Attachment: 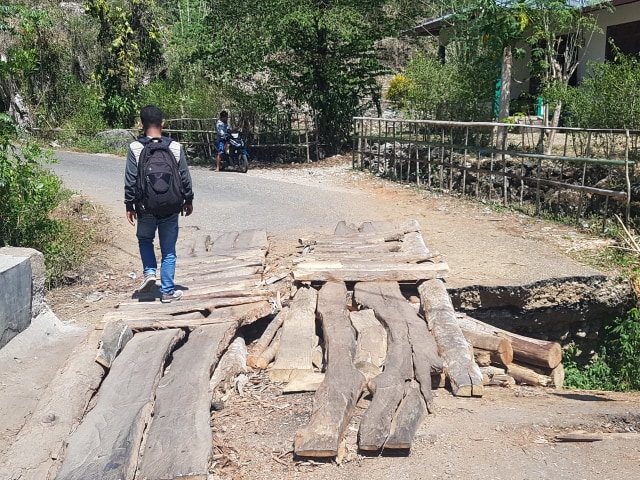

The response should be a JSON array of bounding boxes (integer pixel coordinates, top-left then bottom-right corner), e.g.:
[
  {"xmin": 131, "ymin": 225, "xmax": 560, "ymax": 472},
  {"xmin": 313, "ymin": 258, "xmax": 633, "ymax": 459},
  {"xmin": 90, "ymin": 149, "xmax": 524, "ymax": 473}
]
[{"xmin": 215, "ymin": 110, "xmax": 232, "ymax": 172}]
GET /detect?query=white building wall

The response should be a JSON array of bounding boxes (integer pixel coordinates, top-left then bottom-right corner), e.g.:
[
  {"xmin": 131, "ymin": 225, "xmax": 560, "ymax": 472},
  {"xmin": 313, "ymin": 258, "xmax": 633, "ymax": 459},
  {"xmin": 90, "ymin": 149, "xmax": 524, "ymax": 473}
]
[{"xmin": 578, "ymin": 3, "xmax": 640, "ymax": 80}]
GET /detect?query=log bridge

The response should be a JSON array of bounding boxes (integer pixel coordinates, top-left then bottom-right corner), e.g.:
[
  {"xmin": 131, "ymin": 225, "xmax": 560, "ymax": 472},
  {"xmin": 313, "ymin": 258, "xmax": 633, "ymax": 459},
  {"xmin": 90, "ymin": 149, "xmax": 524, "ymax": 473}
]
[{"xmin": 0, "ymin": 221, "xmax": 565, "ymax": 479}]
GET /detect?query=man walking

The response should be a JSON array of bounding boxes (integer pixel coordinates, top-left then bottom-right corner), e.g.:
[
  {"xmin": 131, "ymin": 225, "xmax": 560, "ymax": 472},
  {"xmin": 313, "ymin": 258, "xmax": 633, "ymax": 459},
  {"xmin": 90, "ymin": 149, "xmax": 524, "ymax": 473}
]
[{"xmin": 124, "ymin": 105, "xmax": 194, "ymax": 303}]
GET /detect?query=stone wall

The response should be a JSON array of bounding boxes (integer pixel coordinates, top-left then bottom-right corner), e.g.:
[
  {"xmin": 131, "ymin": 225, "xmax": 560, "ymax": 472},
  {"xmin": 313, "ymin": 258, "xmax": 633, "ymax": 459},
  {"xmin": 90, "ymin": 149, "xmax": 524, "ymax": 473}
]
[{"xmin": 0, "ymin": 247, "xmax": 46, "ymax": 350}]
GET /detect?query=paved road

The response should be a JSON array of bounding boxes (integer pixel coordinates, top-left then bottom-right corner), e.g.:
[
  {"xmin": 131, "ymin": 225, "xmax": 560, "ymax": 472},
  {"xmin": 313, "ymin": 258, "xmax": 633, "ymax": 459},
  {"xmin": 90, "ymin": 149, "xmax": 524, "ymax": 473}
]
[{"xmin": 49, "ymin": 151, "xmax": 377, "ymax": 238}]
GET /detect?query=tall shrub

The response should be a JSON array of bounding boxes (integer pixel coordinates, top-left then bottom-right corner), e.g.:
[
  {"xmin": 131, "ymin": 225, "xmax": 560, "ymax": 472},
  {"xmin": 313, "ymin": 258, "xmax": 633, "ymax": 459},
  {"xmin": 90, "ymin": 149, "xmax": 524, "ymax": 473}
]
[
  {"xmin": 556, "ymin": 52, "xmax": 640, "ymax": 130},
  {"xmin": 404, "ymin": 54, "xmax": 496, "ymax": 121}
]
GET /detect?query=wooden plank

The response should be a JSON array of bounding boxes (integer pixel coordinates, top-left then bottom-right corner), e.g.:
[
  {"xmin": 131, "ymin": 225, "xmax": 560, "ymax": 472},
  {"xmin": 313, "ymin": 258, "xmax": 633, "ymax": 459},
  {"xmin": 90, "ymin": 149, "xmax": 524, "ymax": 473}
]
[
  {"xmin": 113, "ymin": 295, "xmax": 267, "ymax": 313},
  {"xmin": 109, "ymin": 301, "xmax": 272, "ymax": 331},
  {"xmin": 175, "ymin": 265, "xmax": 262, "ymax": 283},
  {"xmin": 282, "ymin": 372, "xmax": 325, "ymax": 393},
  {"xmin": 209, "ymin": 231, "xmax": 239, "ymax": 252},
  {"xmin": 456, "ymin": 313, "xmax": 563, "ymax": 369},
  {"xmin": 176, "ymin": 258, "xmax": 263, "ymax": 276},
  {"xmin": 384, "ymin": 381, "xmax": 428, "ymax": 450},
  {"xmin": 234, "ymin": 229, "xmax": 269, "ymax": 250},
  {"xmin": 0, "ymin": 312, "xmax": 88, "ymax": 454},
  {"xmin": 178, "ymin": 249, "xmax": 266, "ymax": 266},
  {"xmin": 359, "ymin": 220, "xmax": 394, "ymax": 233},
  {"xmin": 353, "ymin": 282, "xmax": 413, "ymax": 451},
  {"xmin": 333, "ymin": 220, "xmax": 358, "ymax": 235},
  {"xmin": 0, "ymin": 331, "xmax": 105, "ymax": 480},
  {"xmin": 350, "ymin": 309, "xmax": 387, "ymax": 370},
  {"xmin": 294, "ymin": 282, "xmax": 366, "ymax": 458},
  {"xmin": 138, "ymin": 323, "xmax": 238, "ymax": 480},
  {"xmin": 247, "ymin": 308, "xmax": 288, "ymax": 368},
  {"xmin": 269, "ymin": 287, "xmax": 318, "ymax": 383},
  {"xmin": 95, "ymin": 320, "xmax": 133, "ymax": 368},
  {"xmin": 55, "ymin": 329, "xmax": 184, "ymax": 480},
  {"xmin": 293, "ymin": 261, "xmax": 449, "ymax": 282},
  {"xmin": 419, "ymin": 279, "xmax": 484, "ymax": 397},
  {"xmin": 300, "ymin": 251, "xmax": 436, "ymax": 264}
]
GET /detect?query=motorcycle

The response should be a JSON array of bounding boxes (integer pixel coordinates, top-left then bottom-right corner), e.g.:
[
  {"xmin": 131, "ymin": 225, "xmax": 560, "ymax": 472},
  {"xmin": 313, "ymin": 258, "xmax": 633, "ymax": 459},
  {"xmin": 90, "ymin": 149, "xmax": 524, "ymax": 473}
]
[{"xmin": 219, "ymin": 132, "xmax": 249, "ymax": 173}]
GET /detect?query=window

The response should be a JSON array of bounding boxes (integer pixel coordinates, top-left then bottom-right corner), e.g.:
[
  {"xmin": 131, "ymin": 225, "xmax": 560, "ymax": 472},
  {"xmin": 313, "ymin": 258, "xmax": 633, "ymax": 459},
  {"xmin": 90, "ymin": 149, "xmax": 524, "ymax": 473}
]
[{"xmin": 606, "ymin": 20, "xmax": 640, "ymax": 60}]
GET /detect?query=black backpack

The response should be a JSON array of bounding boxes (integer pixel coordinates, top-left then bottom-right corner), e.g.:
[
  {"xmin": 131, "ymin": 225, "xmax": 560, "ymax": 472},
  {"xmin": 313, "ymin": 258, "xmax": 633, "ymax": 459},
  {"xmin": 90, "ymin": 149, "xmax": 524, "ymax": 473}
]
[{"xmin": 135, "ymin": 136, "xmax": 184, "ymax": 216}]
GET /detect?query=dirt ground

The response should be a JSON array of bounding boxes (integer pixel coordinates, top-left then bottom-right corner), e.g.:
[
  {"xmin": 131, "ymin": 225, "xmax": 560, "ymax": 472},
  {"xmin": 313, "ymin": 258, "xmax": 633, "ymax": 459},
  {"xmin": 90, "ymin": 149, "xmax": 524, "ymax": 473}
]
[{"xmin": 47, "ymin": 156, "xmax": 640, "ymax": 480}]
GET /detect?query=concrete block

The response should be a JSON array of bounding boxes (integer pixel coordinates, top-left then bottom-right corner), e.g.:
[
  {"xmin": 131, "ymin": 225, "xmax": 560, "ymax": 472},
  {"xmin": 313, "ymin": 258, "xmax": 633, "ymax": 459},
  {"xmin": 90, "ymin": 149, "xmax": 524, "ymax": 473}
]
[
  {"xmin": 0, "ymin": 247, "xmax": 46, "ymax": 317},
  {"xmin": 0, "ymin": 255, "xmax": 32, "ymax": 349}
]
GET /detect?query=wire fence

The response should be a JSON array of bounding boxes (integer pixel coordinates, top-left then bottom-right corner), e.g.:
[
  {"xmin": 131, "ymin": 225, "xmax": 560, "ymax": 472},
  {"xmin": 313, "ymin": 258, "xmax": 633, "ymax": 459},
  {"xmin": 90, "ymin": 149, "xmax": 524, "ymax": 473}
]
[{"xmin": 352, "ymin": 117, "xmax": 639, "ymax": 229}]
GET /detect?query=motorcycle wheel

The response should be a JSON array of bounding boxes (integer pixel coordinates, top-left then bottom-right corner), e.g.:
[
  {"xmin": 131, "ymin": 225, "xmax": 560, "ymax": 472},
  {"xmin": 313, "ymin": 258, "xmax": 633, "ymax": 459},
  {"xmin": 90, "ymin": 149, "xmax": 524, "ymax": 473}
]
[{"xmin": 240, "ymin": 154, "xmax": 249, "ymax": 173}]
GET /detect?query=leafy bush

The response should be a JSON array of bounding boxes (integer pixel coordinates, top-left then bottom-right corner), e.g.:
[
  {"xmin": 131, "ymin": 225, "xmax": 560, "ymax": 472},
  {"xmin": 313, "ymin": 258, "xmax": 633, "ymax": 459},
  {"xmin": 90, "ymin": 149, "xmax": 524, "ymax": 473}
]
[
  {"xmin": 0, "ymin": 114, "xmax": 96, "ymax": 286},
  {"xmin": 386, "ymin": 73, "xmax": 412, "ymax": 106},
  {"xmin": 564, "ymin": 308, "xmax": 640, "ymax": 391},
  {"xmin": 403, "ymin": 54, "xmax": 496, "ymax": 121},
  {"xmin": 550, "ymin": 51, "xmax": 640, "ymax": 129}
]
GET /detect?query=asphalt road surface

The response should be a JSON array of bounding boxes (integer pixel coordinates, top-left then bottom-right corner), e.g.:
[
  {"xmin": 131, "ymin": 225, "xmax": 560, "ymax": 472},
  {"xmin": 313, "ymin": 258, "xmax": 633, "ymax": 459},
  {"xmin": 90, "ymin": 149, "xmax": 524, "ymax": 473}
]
[{"xmin": 49, "ymin": 151, "xmax": 379, "ymax": 239}]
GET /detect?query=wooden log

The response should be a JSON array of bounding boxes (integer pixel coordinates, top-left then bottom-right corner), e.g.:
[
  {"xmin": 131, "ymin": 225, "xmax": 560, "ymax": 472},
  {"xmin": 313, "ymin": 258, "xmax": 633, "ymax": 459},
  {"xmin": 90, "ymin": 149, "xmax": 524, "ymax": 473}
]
[
  {"xmin": 456, "ymin": 313, "xmax": 562, "ymax": 369},
  {"xmin": 55, "ymin": 329, "xmax": 184, "ymax": 480},
  {"xmin": 353, "ymin": 282, "xmax": 414, "ymax": 451},
  {"xmin": 247, "ymin": 308, "xmax": 288, "ymax": 368},
  {"xmin": 507, "ymin": 362, "xmax": 565, "ymax": 389},
  {"xmin": 474, "ymin": 349, "xmax": 492, "ymax": 367},
  {"xmin": 254, "ymin": 328, "xmax": 282, "ymax": 370},
  {"xmin": 99, "ymin": 301, "xmax": 272, "ymax": 331},
  {"xmin": 294, "ymin": 282, "xmax": 366, "ymax": 458},
  {"xmin": 384, "ymin": 381, "xmax": 428, "ymax": 450},
  {"xmin": 479, "ymin": 366, "xmax": 516, "ymax": 387},
  {"xmin": 419, "ymin": 279, "xmax": 483, "ymax": 397},
  {"xmin": 0, "ymin": 331, "xmax": 105, "ymax": 480},
  {"xmin": 355, "ymin": 282, "xmax": 440, "ymax": 404},
  {"xmin": 138, "ymin": 323, "xmax": 238, "ymax": 480},
  {"xmin": 293, "ymin": 261, "xmax": 449, "ymax": 282},
  {"xmin": 210, "ymin": 337, "xmax": 248, "ymax": 396},
  {"xmin": 269, "ymin": 287, "xmax": 318, "ymax": 382},
  {"xmin": 461, "ymin": 328, "xmax": 514, "ymax": 366},
  {"xmin": 95, "ymin": 320, "xmax": 133, "ymax": 368}
]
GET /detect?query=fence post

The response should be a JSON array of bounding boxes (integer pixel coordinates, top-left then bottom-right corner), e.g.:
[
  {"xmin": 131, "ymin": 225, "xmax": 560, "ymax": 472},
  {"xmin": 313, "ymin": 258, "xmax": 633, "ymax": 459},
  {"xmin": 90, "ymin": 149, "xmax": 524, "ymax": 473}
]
[
  {"xmin": 502, "ymin": 126, "xmax": 508, "ymax": 206},
  {"xmin": 625, "ymin": 129, "xmax": 631, "ymax": 223}
]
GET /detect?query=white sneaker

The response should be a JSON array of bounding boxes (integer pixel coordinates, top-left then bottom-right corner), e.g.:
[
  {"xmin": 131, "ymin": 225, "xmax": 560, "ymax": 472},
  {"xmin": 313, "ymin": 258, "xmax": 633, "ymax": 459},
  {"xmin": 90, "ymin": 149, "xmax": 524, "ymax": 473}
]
[
  {"xmin": 137, "ymin": 274, "xmax": 156, "ymax": 293},
  {"xmin": 161, "ymin": 290, "xmax": 183, "ymax": 303}
]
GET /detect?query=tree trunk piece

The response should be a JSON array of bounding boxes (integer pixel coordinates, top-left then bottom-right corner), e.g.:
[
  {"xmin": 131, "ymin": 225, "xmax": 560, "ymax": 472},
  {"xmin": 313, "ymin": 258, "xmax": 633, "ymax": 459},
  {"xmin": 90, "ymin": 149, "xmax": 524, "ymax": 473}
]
[
  {"xmin": 294, "ymin": 282, "xmax": 366, "ymax": 458},
  {"xmin": 456, "ymin": 313, "xmax": 562, "ymax": 369},
  {"xmin": 419, "ymin": 280, "xmax": 483, "ymax": 397}
]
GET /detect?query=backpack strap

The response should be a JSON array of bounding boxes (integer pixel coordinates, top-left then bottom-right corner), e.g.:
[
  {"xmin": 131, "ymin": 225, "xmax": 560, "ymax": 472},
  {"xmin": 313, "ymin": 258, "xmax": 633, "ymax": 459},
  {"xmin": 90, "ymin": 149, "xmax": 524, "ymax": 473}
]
[{"xmin": 132, "ymin": 136, "xmax": 180, "ymax": 165}]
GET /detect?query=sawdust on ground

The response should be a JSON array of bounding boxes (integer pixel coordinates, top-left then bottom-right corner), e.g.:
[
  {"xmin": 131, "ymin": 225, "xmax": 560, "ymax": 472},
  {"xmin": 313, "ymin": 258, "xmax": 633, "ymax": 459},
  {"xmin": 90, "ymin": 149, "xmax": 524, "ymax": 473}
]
[{"xmin": 47, "ymin": 156, "xmax": 640, "ymax": 480}]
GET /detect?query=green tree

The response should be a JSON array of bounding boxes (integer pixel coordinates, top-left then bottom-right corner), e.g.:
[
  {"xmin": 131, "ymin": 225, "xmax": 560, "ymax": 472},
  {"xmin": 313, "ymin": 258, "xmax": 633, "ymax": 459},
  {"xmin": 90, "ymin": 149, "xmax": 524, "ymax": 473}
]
[
  {"xmin": 193, "ymin": 0, "xmax": 405, "ymax": 154},
  {"xmin": 85, "ymin": 0, "xmax": 163, "ymax": 127},
  {"xmin": 527, "ymin": 0, "xmax": 602, "ymax": 150}
]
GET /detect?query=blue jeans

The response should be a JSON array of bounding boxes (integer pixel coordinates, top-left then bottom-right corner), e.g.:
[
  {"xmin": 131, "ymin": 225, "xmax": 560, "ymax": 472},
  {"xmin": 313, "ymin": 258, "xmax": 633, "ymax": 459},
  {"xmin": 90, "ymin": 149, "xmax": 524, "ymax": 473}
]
[{"xmin": 136, "ymin": 212, "xmax": 180, "ymax": 295}]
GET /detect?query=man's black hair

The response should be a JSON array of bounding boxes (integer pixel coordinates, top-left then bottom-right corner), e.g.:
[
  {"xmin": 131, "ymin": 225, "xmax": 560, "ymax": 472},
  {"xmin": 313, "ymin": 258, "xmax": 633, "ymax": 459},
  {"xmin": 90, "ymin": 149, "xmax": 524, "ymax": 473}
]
[
  {"xmin": 140, "ymin": 105, "xmax": 164, "ymax": 129},
  {"xmin": 220, "ymin": 110, "xmax": 228, "ymax": 118}
]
